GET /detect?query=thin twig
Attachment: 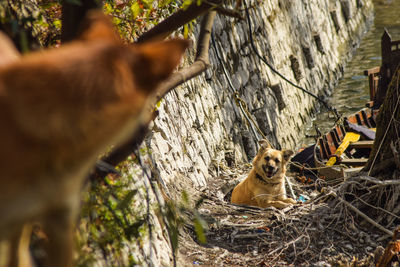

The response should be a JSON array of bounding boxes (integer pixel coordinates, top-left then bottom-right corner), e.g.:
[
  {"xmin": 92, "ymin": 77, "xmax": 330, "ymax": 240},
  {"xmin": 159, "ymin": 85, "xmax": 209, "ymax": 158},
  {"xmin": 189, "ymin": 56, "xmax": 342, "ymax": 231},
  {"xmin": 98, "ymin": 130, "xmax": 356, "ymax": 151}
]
[
  {"xmin": 267, "ymin": 234, "xmax": 307, "ymax": 256},
  {"xmin": 154, "ymin": 11, "xmax": 216, "ymax": 102},
  {"xmin": 233, "ymin": 232, "xmax": 271, "ymax": 239},
  {"xmin": 328, "ymin": 190, "xmax": 394, "ymax": 236},
  {"xmin": 353, "ymin": 193, "xmax": 400, "ymax": 221},
  {"xmin": 369, "ymin": 179, "xmax": 400, "ymax": 189}
]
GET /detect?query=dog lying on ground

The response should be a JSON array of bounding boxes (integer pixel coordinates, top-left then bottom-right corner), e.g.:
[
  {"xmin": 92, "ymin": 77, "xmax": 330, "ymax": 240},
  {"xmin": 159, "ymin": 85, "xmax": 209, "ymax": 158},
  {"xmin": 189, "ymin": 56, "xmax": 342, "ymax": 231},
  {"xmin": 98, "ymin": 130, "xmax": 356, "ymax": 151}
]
[
  {"xmin": 231, "ymin": 139, "xmax": 297, "ymax": 209},
  {"xmin": 0, "ymin": 11, "xmax": 188, "ymax": 267}
]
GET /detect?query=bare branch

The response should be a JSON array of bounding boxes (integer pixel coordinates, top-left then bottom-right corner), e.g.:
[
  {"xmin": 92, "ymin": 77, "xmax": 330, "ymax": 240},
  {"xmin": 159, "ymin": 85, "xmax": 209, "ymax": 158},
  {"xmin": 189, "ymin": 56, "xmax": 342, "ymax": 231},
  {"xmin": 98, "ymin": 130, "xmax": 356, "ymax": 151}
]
[
  {"xmin": 155, "ymin": 11, "xmax": 216, "ymax": 101},
  {"xmin": 328, "ymin": 189, "xmax": 394, "ymax": 236}
]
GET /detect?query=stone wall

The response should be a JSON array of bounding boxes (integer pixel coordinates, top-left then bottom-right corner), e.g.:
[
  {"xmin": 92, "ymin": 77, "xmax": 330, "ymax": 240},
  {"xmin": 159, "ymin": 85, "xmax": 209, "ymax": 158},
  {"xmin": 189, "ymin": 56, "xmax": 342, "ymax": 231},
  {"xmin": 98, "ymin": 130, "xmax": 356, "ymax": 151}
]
[
  {"xmin": 93, "ymin": 0, "xmax": 374, "ymax": 265},
  {"xmin": 147, "ymin": 0, "xmax": 373, "ymax": 191}
]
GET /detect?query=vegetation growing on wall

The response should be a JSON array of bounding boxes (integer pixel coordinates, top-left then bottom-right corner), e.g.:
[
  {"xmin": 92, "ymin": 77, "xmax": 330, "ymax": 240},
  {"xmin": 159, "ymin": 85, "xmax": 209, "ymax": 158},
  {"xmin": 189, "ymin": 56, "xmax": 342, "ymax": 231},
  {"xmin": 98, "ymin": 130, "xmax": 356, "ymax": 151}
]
[
  {"xmin": 76, "ymin": 151, "xmax": 207, "ymax": 265},
  {"xmin": 0, "ymin": 0, "xmax": 197, "ymax": 49}
]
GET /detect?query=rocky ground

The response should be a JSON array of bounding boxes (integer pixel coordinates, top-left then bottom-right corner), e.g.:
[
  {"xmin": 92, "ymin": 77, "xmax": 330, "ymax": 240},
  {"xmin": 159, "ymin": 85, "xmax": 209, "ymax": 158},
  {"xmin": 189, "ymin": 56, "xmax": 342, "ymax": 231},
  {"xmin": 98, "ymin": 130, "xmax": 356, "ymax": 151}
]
[{"xmin": 178, "ymin": 165, "xmax": 398, "ymax": 266}]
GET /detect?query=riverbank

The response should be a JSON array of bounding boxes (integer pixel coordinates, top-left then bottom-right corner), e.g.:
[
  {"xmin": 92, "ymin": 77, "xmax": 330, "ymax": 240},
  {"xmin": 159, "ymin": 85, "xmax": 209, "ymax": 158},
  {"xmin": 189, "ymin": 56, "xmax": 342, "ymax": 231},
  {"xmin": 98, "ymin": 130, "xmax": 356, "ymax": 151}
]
[{"xmin": 305, "ymin": 0, "xmax": 400, "ymax": 144}]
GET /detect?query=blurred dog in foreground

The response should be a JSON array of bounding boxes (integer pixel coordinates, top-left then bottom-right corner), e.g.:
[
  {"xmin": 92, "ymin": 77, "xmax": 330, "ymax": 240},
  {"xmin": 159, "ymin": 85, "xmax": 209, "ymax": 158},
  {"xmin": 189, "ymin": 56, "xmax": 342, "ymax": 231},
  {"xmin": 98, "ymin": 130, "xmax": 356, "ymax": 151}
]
[
  {"xmin": 0, "ymin": 11, "xmax": 188, "ymax": 266},
  {"xmin": 231, "ymin": 139, "xmax": 296, "ymax": 209}
]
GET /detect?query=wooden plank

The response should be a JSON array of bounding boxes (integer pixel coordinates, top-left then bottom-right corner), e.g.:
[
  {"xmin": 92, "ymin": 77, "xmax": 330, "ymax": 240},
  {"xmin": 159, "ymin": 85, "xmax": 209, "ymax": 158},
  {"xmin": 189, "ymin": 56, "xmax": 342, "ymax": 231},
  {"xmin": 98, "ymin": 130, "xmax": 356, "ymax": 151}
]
[
  {"xmin": 349, "ymin": 140, "xmax": 374, "ymax": 149},
  {"xmin": 364, "ymin": 66, "xmax": 381, "ymax": 102},
  {"xmin": 343, "ymin": 167, "xmax": 363, "ymax": 177},
  {"xmin": 340, "ymin": 158, "xmax": 368, "ymax": 166},
  {"xmin": 318, "ymin": 138, "xmax": 329, "ymax": 159},
  {"xmin": 361, "ymin": 110, "xmax": 372, "ymax": 128},
  {"xmin": 364, "ymin": 66, "xmax": 381, "ymax": 76}
]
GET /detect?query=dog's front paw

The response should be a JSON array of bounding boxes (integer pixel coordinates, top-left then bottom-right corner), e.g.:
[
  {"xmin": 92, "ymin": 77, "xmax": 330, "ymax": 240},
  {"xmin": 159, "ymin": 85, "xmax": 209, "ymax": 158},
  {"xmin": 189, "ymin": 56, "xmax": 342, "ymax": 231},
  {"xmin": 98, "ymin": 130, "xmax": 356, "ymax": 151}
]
[
  {"xmin": 282, "ymin": 197, "xmax": 297, "ymax": 204},
  {"xmin": 279, "ymin": 201, "xmax": 295, "ymax": 209}
]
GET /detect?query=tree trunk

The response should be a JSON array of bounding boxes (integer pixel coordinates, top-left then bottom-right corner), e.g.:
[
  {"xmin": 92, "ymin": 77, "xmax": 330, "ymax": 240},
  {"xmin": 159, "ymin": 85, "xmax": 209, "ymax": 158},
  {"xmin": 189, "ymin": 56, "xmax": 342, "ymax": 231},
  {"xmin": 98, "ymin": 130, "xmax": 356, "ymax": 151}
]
[{"xmin": 364, "ymin": 65, "xmax": 400, "ymax": 177}]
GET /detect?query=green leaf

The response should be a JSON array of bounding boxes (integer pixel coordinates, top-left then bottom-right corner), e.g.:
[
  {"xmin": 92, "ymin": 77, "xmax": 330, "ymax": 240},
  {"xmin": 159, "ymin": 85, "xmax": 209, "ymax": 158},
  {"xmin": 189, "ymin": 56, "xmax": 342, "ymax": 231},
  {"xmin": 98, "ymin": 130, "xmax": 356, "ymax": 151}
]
[
  {"xmin": 141, "ymin": 0, "xmax": 154, "ymax": 9},
  {"xmin": 104, "ymin": 2, "xmax": 113, "ymax": 14},
  {"xmin": 117, "ymin": 190, "xmax": 138, "ymax": 210},
  {"xmin": 130, "ymin": 2, "xmax": 141, "ymax": 20},
  {"xmin": 112, "ymin": 17, "xmax": 122, "ymax": 26},
  {"xmin": 182, "ymin": 0, "xmax": 193, "ymax": 9},
  {"xmin": 193, "ymin": 215, "xmax": 207, "ymax": 244},
  {"xmin": 183, "ymin": 24, "xmax": 189, "ymax": 39},
  {"xmin": 155, "ymin": 99, "xmax": 163, "ymax": 111},
  {"xmin": 158, "ymin": 0, "xmax": 173, "ymax": 8},
  {"xmin": 181, "ymin": 190, "xmax": 189, "ymax": 205},
  {"xmin": 169, "ymin": 224, "xmax": 179, "ymax": 252},
  {"xmin": 108, "ymin": 195, "xmax": 118, "ymax": 209},
  {"xmin": 53, "ymin": 19, "xmax": 61, "ymax": 29}
]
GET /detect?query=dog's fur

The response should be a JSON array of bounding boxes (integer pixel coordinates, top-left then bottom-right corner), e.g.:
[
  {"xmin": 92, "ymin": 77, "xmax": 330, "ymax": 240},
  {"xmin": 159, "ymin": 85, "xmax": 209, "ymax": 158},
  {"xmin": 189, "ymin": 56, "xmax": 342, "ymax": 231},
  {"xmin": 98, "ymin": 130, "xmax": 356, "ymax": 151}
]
[
  {"xmin": 0, "ymin": 11, "xmax": 188, "ymax": 267},
  {"xmin": 231, "ymin": 140, "xmax": 297, "ymax": 209},
  {"xmin": 0, "ymin": 32, "xmax": 19, "ymax": 67}
]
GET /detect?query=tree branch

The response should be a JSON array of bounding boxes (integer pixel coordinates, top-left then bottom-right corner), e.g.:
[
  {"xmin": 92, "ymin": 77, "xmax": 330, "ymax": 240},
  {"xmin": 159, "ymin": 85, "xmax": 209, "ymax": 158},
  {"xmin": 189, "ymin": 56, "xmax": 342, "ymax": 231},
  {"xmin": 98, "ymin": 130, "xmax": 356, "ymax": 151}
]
[
  {"xmin": 155, "ymin": 11, "xmax": 216, "ymax": 101},
  {"xmin": 328, "ymin": 190, "xmax": 394, "ymax": 236}
]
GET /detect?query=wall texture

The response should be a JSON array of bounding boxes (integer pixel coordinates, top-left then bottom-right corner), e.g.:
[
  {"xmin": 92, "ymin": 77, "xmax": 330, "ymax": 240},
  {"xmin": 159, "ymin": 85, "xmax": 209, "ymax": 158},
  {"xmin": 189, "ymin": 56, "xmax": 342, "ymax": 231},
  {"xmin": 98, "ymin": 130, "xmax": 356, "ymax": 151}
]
[{"xmin": 142, "ymin": 0, "xmax": 373, "ymax": 265}]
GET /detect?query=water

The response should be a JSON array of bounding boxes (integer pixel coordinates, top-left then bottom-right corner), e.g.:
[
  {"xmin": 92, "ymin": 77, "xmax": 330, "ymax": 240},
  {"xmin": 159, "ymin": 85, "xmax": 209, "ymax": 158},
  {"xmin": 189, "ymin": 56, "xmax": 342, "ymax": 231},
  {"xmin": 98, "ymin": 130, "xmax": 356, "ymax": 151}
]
[{"xmin": 304, "ymin": 0, "xmax": 400, "ymax": 144}]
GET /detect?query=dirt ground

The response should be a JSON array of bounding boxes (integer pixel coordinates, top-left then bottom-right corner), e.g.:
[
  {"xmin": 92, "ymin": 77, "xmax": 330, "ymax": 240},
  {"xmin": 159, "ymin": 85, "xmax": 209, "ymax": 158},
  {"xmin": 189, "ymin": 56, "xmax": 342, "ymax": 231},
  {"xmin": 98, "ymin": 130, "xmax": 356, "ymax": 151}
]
[{"xmin": 178, "ymin": 165, "xmax": 398, "ymax": 266}]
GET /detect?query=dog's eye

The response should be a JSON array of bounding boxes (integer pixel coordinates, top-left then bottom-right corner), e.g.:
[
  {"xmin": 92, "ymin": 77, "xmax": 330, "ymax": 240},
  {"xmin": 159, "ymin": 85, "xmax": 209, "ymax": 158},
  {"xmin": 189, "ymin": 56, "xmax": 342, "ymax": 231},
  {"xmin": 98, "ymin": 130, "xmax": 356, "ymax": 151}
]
[
  {"xmin": 264, "ymin": 156, "xmax": 270, "ymax": 161},
  {"xmin": 275, "ymin": 159, "xmax": 280, "ymax": 163}
]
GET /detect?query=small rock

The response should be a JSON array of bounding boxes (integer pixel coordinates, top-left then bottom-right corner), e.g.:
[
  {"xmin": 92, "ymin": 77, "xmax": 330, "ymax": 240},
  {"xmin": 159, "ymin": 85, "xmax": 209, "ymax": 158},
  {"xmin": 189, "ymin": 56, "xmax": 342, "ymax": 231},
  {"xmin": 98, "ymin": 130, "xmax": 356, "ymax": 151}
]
[
  {"xmin": 252, "ymin": 248, "xmax": 258, "ymax": 256},
  {"xmin": 313, "ymin": 261, "xmax": 331, "ymax": 267},
  {"xmin": 344, "ymin": 243, "xmax": 353, "ymax": 250},
  {"xmin": 199, "ymin": 208, "xmax": 211, "ymax": 215},
  {"xmin": 369, "ymin": 242, "xmax": 378, "ymax": 248}
]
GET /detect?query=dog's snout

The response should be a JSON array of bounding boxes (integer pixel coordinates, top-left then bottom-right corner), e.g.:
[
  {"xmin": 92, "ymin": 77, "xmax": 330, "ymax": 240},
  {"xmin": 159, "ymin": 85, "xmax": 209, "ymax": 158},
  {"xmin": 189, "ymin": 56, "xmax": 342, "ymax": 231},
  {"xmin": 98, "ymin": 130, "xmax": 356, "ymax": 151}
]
[{"xmin": 267, "ymin": 165, "xmax": 275, "ymax": 171}]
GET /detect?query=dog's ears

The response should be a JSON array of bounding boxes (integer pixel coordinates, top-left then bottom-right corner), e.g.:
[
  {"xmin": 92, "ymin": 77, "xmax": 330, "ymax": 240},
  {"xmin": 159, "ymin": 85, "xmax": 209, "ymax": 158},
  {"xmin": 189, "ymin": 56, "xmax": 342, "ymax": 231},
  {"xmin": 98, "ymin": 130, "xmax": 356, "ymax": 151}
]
[
  {"xmin": 258, "ymin": 139, "xmax": 271, "ymax": 149},
  {"xmin": 256, "ymin": 139, "xmax": 271, "ymax": 155},
  {"xmin": 129, "ymin": 39, "xmax": 190, "ymax": 92},
  {"xmin": 282, "ymin": 150, "xmax": 294, "ymax": 162},
  {"xmin": 78, "ymin": 10, "xmax": 121, "ymax": 42}
]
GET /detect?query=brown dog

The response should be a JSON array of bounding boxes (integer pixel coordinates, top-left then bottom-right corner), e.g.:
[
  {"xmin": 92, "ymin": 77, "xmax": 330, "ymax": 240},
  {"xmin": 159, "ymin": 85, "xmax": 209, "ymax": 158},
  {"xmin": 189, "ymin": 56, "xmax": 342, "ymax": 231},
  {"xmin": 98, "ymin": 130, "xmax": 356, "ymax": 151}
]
[
  {"xmin": 0, "ymin": 11, "xmax": 188, "ymax": 267},
  {"xmin": 231, "ymin": 140, "xmax": 297, "ymax": 209}
]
